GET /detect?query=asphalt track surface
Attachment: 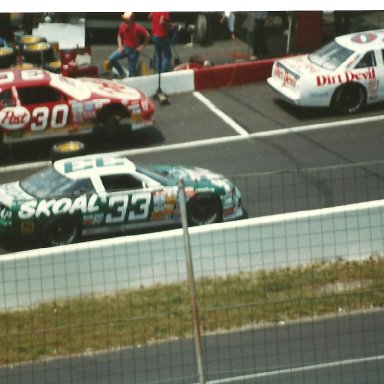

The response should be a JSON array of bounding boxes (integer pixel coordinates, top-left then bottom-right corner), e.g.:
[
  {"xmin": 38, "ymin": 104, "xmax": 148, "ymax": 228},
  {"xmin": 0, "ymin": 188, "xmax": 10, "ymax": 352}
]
[
  {"xmin": 2, "ymin": 81, "xmax": 384, "ymax": 383},
  {"xmin": 2, "ymin": 311, "xmax": 384, "ymax": 383},
  {"xmin": 3, "ymin": 82, "xmax": 384, "ymax": 245}
]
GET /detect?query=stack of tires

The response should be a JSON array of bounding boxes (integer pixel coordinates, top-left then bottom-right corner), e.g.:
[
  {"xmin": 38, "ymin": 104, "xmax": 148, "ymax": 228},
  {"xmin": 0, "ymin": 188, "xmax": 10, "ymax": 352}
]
[{"xmin": 15, "ymin": 34, "xmax": 61, "ymax": 73}]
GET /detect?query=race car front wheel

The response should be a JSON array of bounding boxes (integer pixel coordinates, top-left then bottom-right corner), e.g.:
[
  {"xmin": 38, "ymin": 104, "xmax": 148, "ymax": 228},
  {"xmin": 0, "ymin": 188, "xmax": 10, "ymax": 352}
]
[
  {"xmin": 43, "ymin": 216, "xmax": 81, "ymax": 247},
  {"xmin": 187, "ymin": 194, "xmax": 223, "ymax": 226},
  {"xmin": 332, "ymin": 83, "xmax": 366, "ymax": 114}
]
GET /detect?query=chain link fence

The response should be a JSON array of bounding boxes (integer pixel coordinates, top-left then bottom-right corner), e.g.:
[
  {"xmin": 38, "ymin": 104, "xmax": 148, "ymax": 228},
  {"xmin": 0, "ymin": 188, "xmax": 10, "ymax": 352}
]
[{"xmin": 1, "ymin": 161, "xmax": 384, "ymax": 383}]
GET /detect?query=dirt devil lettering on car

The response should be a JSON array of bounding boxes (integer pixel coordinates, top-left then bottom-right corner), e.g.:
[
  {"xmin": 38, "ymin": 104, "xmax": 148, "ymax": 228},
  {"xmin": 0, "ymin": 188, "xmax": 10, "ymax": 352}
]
[
  {"xmin": 316, "ymin": 67, "xmax": 376, "ymax": 87},
  {"xmin": 273, "ymin": 65, "xmax": 297, "ymax": 88}
]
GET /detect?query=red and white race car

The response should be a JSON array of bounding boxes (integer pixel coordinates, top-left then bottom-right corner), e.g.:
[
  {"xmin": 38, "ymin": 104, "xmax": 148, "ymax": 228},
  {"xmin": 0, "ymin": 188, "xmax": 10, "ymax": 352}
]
[
  {"xmin": 0, "ymin": 68, "xmax": 155, "ymax": 145},
  {"xmin": 267, "ymin": 30, "xmax": 384, "ymax": 114}
]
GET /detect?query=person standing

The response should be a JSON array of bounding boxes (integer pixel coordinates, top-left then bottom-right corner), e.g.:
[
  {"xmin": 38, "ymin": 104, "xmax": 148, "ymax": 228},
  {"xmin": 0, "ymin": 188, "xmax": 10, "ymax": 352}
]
[
  {"xmin": 220, "ymin": 11, "xmax": 236, "ymax": 39},
  {"xmin": 252, "ymin": 11, "xmax": 268, "ymax": 60},
  {"xmin": 148, "ymin": 12, "xmax": 172, "ymax": 73},
  {"xmin": 108, "ymin": 12, "xmax": 150, "ymax": 78}
]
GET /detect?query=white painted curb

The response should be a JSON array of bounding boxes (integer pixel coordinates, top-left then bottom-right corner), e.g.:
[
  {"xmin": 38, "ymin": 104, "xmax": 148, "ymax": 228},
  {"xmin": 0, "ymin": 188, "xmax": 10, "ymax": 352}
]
[{"xmin": 120, "ymin": 69, "xmax": 195, "ymax": 97}]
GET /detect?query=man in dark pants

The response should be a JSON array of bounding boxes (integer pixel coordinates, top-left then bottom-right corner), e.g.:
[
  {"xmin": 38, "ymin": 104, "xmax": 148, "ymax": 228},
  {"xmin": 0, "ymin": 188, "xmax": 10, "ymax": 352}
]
[
  {"xmin": 252, "ymin": 11, "xmax": 268, "ymax": 60},
  {"xmin": 149, "ymin": 12, "xmax": 172, "ymax": 73}
]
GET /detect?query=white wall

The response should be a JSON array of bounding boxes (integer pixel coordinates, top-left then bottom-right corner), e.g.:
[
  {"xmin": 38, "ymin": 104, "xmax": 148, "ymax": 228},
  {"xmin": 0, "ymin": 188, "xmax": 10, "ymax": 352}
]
[{"xmin": 1, "ymin": 200, "xmax": 384, "ymax": 310}]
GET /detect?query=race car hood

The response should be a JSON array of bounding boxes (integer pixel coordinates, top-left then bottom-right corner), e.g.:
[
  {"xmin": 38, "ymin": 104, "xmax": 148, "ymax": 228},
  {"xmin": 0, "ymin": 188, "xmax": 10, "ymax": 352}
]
[
  {"xmin": 0, "ymin": 181, "xmax": 33, "ymax": 208},
  {"xmin": 50, "ymin": 75, "xmax": 143, "ymax": 102},
  {"xmin": 277, "ymin": 54, "xmax": 324, "ymax": 76},
  {"xmin": 77, "ymin": 77, "xmax": 143, "ymax": 100},
  {"xmin": 149, "ymin": 164, "xmax": 235, "ymax": 189}
]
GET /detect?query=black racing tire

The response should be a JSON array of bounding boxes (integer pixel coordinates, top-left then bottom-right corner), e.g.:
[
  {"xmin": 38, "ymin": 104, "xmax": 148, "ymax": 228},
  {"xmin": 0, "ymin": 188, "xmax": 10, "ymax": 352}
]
[
  {"xmin": 43, "ymin": 60, "xmax": 62, "ymax": 74},
  {"xmin": 42, "ymin": 216, "xmax": 81, "ymax": 247},
  {"xmin": 187, "ymin": 194, "xmax": 223, "ymax": 226},
  {"xmin": 22, "ymin": 42, "xmax": 54, "ymax": 65},
  {"xmin": 95, "ymin": 107, "xmax": 130, "ymax": 141},
  {"xmin": 0, "ymin": 47, "xmax": 16, "ymax": 68},
  {"xmin": 195, "ymin": 13, "xmax": 209, "ymax": 46},
  {"xmin": 51, "ymin": 140, "xmax": 86, "ymax": 162},
  {"xmin": 15, "ymin": 35, "xmax": 44, "ymax": 47},
  {"xmin": 11, "ymin": 62, "xmax": 36, "ymax": 70},
  {"xmin": 332, "ymin": 83, "xmax": 366, "ymax": 114}
]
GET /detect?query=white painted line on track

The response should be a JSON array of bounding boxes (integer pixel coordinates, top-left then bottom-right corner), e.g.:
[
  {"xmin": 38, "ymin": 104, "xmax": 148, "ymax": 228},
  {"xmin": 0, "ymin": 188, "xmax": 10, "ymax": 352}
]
[
  {"xmin": 204, "ymin": 354, "xmax": 384, "ymax": 383},
  {"xmin": 2, "ymin": 114, "xmax": 384, "ymax": 174},
  {"xmin": 193, "ymin": 91, "xmax": 250, "ymax": 136}
]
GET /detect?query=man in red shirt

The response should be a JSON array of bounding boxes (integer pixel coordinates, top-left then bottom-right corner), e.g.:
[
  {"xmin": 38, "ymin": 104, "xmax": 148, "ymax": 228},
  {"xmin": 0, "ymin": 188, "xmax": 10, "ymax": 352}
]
[
  {"xmin": 149, "ymin": 12, "xmax": 172, "ymax": 73},
  {"xmin": 108, "ymin": 12, "xmax": 150, "ymax": 78}
]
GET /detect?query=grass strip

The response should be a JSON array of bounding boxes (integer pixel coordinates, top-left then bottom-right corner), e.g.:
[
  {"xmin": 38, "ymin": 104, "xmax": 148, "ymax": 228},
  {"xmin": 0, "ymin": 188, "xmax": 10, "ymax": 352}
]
[{"xmin": 1, "ymin": 254, "xmax": 384, "ymax": 366}]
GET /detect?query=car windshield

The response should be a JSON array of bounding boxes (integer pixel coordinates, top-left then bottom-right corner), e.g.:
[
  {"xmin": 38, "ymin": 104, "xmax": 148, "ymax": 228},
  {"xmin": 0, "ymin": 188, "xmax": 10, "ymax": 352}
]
[
  {"xmin": 308, "ymin": 41, "xmax": 354, "ymax": 70},
  {"xmin": 20, "ymin": 167, "xmax": 93, "ymax": 199}
]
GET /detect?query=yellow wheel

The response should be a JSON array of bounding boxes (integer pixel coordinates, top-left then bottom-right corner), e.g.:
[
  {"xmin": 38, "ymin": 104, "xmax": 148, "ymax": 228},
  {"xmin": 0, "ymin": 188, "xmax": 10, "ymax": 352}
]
[{"xmin": 51, "ymin": 140, "xmax": 86, "ymax": 162}]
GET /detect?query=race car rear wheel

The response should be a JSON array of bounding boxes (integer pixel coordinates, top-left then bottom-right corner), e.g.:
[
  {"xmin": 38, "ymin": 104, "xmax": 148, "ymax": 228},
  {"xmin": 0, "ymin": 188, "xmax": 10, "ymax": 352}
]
[
  {"xmin": 43, "ymin": 216, "xmax": 81, "ymax": 247},
  {"xmin": 187, "ymin": 194, "xmax": 222, "ymax": 226},
  {"xmin": 332, "ymin": 83, "xmax": 366, "ymax": 114}
]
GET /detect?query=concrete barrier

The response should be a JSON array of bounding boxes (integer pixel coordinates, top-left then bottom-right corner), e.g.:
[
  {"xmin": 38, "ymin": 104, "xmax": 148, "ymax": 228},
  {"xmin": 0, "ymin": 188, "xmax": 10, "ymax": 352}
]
[
  {"xmin": 1, "ymin": 199, "xmax": 384, "ymax": 311},
  {"xmin": 120, "ymin": 59, "xmax": 276, "ymax": 97}
]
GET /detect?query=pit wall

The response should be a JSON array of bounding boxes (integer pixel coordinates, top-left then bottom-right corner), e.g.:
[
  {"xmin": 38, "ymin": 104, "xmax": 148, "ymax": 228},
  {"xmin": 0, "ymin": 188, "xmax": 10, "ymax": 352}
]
[
  {"xmin": 121, "ymin": 59, "xmax": 276, "ymax": 97},
  {"xmin": 1, "ymin": 199, "xmax": 383, "ymax": 311}
]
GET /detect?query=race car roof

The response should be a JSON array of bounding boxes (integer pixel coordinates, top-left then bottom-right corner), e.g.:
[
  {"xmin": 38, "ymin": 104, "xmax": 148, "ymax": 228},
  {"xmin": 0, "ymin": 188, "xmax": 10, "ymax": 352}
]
[
  {"xmin": 336, "ymin": 30, "xmax": 384, "ymax": 52},
  {"xmin": 54, "ymin": 154, "xmax": 136, "ymax": 179},
  {"xmin": 0, "ymin": 68, "xmax": 51, "ymax": 88}
]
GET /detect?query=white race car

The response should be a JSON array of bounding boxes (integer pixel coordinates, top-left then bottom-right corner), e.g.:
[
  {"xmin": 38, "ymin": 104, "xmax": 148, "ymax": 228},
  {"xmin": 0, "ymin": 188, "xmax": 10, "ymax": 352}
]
[{"xmin": 267, "ymin": 30, "xmax": 384, "ymax": 114}]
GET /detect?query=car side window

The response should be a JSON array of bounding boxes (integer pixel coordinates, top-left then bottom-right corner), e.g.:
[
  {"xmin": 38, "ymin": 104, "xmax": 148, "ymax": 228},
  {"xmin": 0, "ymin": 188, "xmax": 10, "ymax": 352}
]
[
  {"xmin": 101, "ymin": 174, "xmax": 144, "ymax": 192},
  {"xmin": 17, "ymin": 86, "xmax": 63, "ymax": 105},
  {"xmin": 355, "ymin": 51, "xmax": 376, "ymax": 68},
  {"xmin": 0, "ymin": 90, "xmax": 14, "ymax": 107},
  {"xmin": 72, "ymin": 178, "xmax": 95, "ymax": 195}
]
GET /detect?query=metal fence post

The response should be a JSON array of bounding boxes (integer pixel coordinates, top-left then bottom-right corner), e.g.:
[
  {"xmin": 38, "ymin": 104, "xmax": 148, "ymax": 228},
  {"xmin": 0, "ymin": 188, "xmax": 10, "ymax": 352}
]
[{"xmin": 177, "ymin": 178, "xmax": 206, "ymax": 384}]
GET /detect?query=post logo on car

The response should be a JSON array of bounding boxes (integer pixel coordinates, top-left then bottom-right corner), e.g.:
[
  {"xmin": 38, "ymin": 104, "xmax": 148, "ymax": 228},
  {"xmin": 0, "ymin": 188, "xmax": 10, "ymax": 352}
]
[{"xmin": 0, "ymin": 107, "xmax": 30, "ymax": 130}]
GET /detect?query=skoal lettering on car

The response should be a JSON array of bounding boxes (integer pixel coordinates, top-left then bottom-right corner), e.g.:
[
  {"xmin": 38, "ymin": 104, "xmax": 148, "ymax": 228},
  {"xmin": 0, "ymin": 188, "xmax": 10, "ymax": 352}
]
[{"xmin": 18, "ymin": 192, "xmax": 152, "ymax": 223}]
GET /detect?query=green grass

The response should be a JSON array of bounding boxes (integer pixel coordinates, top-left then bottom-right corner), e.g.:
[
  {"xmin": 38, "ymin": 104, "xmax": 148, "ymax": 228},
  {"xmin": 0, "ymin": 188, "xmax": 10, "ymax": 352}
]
[{"xmin": 1, "ymin": 254, "xmax": 384, "ymax": 366}]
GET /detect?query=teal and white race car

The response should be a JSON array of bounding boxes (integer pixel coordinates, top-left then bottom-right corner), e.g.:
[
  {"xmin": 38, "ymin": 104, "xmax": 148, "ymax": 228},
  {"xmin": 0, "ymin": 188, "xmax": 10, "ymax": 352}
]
[{"xmin": 0, "ymin": 154, "xmax": 243, "ymax": 247}]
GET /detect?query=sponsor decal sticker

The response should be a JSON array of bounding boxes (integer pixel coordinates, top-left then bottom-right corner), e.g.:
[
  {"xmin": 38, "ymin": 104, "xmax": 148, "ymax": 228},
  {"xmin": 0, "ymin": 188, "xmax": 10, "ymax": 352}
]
[
  {"xmin": 316, "ymin": 67, "xmax": 376, "ymax": 86},
  {"xmin": 0, "ymin": 107, "xmax": 30, "ymax": 130}
]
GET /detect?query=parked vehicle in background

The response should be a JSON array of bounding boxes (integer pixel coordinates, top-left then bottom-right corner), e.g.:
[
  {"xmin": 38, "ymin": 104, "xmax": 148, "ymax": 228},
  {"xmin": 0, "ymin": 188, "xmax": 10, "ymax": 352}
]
[
  {"xmin": 267, "ymin": 30, "xmax": 384, "ymax": 114},
  {"xmin": 0, "ymin": 154, "xmax": 243, "ymax": 247}
]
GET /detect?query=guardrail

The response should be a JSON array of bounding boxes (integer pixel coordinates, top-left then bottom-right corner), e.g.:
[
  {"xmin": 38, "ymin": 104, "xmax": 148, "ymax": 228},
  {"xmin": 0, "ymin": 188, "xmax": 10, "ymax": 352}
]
[{"xmin": 1, "ymin": 198, "xmax": 383, "ymax": 311}]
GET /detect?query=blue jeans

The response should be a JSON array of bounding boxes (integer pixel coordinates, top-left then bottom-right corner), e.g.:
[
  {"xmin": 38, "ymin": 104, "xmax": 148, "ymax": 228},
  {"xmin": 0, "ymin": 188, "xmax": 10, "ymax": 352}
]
[
  {"xmin": 152, "ymin": 36, "xmax": 172, "ymax": 73},
  {"xmin": 108, "ymin": 46, "xmax": 139, "ymax": 77}
]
